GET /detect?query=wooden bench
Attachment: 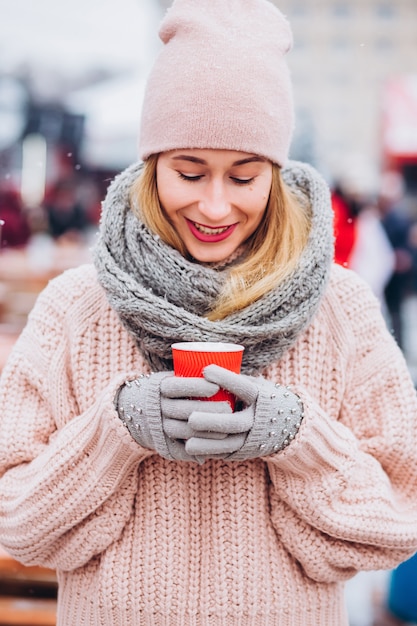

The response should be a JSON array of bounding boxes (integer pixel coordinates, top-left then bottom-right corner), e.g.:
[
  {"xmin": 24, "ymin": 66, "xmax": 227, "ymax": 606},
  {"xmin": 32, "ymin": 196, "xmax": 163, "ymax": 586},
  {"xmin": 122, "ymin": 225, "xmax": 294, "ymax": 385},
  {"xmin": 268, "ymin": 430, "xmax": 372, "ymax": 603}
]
[
  {"xmin": 0, "ymin": 546, "xmax": 57, "ymax": 626},
  {"xmin": 0, "ymin": 546, "xmax": 57, "ymax": 587},
  {"xmin": 0, "ymin": 597, "xmax": 56, "ymax": 626}
]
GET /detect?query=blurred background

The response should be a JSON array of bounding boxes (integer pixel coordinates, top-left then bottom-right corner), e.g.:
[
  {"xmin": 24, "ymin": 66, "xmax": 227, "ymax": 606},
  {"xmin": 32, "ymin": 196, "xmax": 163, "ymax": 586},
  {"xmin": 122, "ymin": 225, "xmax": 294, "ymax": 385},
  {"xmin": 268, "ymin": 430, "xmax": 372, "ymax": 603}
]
[{"xmin": 0, "ymin": 1, "xmax": 417, "ymax": 624}]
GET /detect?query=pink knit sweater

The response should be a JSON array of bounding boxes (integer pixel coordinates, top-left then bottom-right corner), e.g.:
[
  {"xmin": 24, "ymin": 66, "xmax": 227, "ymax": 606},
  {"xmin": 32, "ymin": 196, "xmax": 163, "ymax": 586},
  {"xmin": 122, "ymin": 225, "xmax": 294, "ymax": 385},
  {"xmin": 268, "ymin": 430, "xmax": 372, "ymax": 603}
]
[{"xmin": 1, "ymin": 262, "xmax": 417, "ymax": 626}]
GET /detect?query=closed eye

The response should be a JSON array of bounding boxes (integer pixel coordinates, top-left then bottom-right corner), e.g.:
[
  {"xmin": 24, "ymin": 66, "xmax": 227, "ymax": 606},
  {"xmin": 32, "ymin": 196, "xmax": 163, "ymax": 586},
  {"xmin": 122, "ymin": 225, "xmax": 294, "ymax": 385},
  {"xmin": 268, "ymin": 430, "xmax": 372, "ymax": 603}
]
[
  {"xmin": 231, "ymin": 177, "xmax": 255, "ymax": 185},
  {"xmin": 177, "ymin": 172, "xmax": 203, "ymax": 182}
]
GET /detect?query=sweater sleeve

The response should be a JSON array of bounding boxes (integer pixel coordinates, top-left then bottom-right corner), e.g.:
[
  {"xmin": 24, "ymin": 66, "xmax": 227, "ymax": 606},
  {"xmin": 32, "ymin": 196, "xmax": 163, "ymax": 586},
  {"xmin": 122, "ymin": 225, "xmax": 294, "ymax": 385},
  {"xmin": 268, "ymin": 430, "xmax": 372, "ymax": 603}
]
[
  {"xmin": 265, "ymin": 270, "xmax": 417, "ymax": 584},
  {"xmin": 0, "ymin": 269, "xmax": 153, "ymax": 572}
]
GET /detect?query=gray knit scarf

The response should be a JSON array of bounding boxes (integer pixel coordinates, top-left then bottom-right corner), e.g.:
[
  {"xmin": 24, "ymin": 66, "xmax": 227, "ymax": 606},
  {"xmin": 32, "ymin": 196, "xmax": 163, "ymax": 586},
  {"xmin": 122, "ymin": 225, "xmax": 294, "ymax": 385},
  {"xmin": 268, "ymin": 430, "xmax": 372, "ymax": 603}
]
[{"xmin": 93, "ymin": 160, "xmax": 334, "ymax": 375}]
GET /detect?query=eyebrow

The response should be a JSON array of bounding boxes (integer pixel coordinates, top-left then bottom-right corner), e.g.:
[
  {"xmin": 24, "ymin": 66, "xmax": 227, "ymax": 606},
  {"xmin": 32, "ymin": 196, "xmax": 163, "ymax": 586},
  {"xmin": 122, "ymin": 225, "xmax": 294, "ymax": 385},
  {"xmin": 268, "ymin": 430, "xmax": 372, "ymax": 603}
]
[{"xmin": 171, "ymin": 155, "xmax": 267, "ymax": 166}]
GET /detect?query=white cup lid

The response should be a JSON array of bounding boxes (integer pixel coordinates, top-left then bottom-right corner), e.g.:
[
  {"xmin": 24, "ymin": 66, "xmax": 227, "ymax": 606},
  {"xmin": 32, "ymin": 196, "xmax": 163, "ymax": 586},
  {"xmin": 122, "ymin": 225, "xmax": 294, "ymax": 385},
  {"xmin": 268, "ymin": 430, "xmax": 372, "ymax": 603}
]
[{"xmin": 171, "ymin": 341, "xmax": 244, "ymax": 352}]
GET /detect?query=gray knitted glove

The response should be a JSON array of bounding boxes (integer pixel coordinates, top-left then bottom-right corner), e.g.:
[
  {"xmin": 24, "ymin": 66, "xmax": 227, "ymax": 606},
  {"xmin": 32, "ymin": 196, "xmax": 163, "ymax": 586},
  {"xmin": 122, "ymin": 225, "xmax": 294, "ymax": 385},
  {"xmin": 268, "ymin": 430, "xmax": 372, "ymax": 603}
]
[
  {"xmin": 116, "ymin": 372, "xmax": 232, "ymax": 462},
  {"xmin": 185, "ymin": 364, "xmax": 304, "ymax": 460}
]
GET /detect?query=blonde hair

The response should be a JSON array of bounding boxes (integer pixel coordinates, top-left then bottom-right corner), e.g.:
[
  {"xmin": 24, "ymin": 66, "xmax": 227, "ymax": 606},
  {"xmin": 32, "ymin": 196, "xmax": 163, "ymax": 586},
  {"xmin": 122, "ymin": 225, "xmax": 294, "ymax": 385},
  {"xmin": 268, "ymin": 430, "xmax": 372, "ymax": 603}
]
[{"xmin": 131, "ymin": 154, "xmax": 311, "ymax": 321}]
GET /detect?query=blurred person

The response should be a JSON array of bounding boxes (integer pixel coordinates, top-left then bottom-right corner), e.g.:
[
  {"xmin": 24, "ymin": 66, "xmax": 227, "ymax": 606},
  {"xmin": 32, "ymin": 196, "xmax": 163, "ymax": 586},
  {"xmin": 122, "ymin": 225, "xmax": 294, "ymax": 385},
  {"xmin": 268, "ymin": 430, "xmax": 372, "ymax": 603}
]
[
  {"xmin": 349, "ymin": 201, "xmax": 395, "ymax": 316},
  {"xmin": 387, "ymin": 554, "xmax": 417, "ymax": 624},
  {"xmin": 372, "ymin": 553, "xmax": 417, "ymax": 625},
  {"xmin": 2, "ymin": 2, "xmax": 417, "ymax": 626},
  {"xmin": 332, "ymin": 182, "xmax": 359, "ymax": 267},
  {"xmin": 379, "ymin": 171, "xmax": 413, "ymax": 349},
  {"xmin": 332, "ymin": 178, "xmax": 395, "ymax": 313},
  {"xmin": 409, "ymin": 220, "xmax": 417, "ymax": 295},
  {"xmin": 43, "ymin": 177, "xmax": 89, "ymax": 240},
  {"xmin": 371, "ymin": 225, "xmax": 417, "ymax": 626},
  {"xmin": 0, "ymin": 186, "xmax": 31, "ymax": 248},
  {"xmin": 334, "ymin": 179, "xmax": 396, "ymax": 626},
  {"xmin": 400, "ymin": 219, "xmax": 417, "ymax": 386}
]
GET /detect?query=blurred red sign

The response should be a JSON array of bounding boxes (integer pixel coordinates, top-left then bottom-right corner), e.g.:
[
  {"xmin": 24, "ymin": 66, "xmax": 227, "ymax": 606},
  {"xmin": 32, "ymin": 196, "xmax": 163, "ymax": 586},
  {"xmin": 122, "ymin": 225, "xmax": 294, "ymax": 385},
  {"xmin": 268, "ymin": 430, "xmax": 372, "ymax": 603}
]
[{"xmin": 382, "ymin": 75, "xmax": 417, "ymax": 160}]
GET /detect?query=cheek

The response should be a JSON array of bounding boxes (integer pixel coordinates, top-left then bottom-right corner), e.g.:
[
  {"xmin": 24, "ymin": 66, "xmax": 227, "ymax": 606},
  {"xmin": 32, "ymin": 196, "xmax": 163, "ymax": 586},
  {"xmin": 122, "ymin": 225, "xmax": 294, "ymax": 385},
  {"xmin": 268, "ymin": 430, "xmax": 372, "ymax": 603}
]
[
  {"xmin": 245, "ymin": 190, "xmax": 269, "ymax": 220},
  {"xmin": 241, "ymin": 197, "xmax": 268, "ymax": 233},
  {"xmin": 244, "ymin": 176, "xmax": 271, "ymax": 207},
  {"xmin": 158, "ymin": 178, "xmax": 194, "ymax": 215},
  {"xmin": 157, "ymin": 167, "xmax": 179, "ymax": 206},
  {"xmin": 158, "ymin": 182, "xmax": 182, "ymax": 216}
]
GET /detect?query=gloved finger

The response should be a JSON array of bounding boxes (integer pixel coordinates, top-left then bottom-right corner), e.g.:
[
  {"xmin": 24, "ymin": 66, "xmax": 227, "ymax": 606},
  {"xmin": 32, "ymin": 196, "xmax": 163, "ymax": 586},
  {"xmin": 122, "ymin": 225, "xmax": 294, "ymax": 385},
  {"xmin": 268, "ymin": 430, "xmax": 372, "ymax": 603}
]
[
  {"xmin": 202, "ymin": 365, "xmax": 259, "ymax": 405},
  {"xmin": 163, "ymin": 418, "xmax": 227, "ymax": 440},
  {"xmin": 189, "ymin": 406, "xmax": 254, "ymax": 434},
  {"xmin": 185, "ymin": 433, "xmax": 246, "ymax": 456},
  {"xmin": 161, "ymin": 397, "xmax": 233, "ymax": 420},
  {"xmin": 165, "ymin": 438, "xmax": 198, "ymax": 463},
  {"xmin": 161, "ymin": 376, "xmax": 219, "ymax": 399},
  {"xmin": 163, "ymin": 418, "xmax": 196, "ymax": 440},
  {"xmin": 193, "ymin": 431, "xmax": 228, "ymax": 440}
]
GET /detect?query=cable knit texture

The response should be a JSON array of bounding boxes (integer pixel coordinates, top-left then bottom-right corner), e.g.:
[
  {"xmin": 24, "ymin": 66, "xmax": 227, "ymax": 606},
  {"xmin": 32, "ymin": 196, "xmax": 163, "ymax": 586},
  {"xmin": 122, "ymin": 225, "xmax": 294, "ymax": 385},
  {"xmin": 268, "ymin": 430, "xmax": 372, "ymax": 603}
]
[{"xmin": 1, "ymin": 263, "xmax": 417, "ymax": 625}]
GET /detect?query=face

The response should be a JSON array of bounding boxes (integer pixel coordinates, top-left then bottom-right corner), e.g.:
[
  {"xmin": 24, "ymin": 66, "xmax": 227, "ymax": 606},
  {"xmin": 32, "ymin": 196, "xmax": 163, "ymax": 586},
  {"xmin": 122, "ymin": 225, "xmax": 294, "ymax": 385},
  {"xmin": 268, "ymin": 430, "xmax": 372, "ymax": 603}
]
[{"xmin": 156, "ymin": 149, "xmax": 273, "ymax": 263}]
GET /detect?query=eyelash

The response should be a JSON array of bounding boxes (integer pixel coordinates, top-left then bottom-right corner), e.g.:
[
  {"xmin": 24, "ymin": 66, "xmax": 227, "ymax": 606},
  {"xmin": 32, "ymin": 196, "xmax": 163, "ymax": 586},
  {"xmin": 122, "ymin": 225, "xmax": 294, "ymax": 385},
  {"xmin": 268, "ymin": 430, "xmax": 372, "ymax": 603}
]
[
  {"xmin": 177, "ymin": 172, "xmax": 254, "ymax": 185},
  {"xmin": 177, "ymin": 172, "xmax": 202, "ymax": 182},
  {"xmin": 232, "ymin": 177, "xmax": 254, "ymax": 186}
]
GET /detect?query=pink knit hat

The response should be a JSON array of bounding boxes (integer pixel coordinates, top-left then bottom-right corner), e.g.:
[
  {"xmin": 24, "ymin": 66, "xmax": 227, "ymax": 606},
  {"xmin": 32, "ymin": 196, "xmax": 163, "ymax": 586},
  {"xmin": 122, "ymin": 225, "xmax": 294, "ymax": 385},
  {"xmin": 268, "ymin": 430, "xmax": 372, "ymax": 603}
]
[{"xmin": 138, "ymin": 0, "xmax": 294, "ymax": 166}]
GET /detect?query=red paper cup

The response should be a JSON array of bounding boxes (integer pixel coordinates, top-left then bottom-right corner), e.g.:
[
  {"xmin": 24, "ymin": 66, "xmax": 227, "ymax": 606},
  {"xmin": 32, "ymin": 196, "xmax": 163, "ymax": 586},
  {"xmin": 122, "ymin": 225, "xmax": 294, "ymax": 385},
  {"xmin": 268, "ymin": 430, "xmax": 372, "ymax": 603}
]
[{"xmin": 171, "ymin": 341, "xmax": 245, "ymax": 409}]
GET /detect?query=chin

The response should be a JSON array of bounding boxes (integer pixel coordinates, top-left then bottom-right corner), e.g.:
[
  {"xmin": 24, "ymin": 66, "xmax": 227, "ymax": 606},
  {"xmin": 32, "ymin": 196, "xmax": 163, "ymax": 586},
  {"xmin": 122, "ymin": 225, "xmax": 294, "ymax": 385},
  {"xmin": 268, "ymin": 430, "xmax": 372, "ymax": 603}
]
[{"xmin": 187, "ymin": 243, "xmax": 237, "ymax": 263}]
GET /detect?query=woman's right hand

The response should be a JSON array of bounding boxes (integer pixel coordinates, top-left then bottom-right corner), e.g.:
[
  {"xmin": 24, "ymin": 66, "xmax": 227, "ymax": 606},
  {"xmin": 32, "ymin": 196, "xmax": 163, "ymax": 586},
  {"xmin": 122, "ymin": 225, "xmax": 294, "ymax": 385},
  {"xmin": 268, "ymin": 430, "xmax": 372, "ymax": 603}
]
[{"xmin": 116, "ymin": 373, "xmax": 231, "ymax": 462}]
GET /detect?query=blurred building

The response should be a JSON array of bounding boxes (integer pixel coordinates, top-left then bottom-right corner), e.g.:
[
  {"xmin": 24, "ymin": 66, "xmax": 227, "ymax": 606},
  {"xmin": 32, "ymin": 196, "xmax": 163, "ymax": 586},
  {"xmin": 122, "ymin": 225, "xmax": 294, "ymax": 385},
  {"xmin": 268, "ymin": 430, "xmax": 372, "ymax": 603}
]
[
  {"xmin": 267, "ymin": 0, "xmax": 417, "ymax": 196},
  {"xmin": 0, "ymin": 0, "xmax": 163, "ymax": 202},
  {"xmin": 2, "ymin": 0, "xmax": 417, "ymax": 203},
  {"xmin": 157, "ymin": 0, "xmax": 417, "ymax": 197}
]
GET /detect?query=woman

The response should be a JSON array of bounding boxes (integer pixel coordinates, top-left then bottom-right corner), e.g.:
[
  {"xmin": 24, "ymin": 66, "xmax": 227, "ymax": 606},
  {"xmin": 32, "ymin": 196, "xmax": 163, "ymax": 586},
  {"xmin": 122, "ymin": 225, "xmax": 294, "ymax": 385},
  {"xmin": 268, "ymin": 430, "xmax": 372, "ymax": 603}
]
[{"xmin": 1, "ymin": 1, "xmax": 417, "ymax": 625}]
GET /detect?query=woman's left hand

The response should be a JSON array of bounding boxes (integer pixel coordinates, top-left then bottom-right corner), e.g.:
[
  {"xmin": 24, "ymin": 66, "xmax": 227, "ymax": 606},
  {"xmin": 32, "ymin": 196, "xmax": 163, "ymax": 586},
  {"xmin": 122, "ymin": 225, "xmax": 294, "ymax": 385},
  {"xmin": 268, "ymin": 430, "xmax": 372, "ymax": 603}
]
[{"xmin": 184, "ymin": 365, "xmax": 304, "ymax": 460}]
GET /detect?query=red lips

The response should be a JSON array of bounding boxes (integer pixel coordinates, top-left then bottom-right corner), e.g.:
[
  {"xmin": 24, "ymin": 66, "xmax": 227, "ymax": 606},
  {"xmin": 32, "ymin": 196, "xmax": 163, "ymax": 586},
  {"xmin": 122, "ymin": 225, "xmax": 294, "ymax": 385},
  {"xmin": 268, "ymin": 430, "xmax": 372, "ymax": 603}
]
[{"xmin": 186, "ymin": 219, "xmax": 237, "ymax": 243}]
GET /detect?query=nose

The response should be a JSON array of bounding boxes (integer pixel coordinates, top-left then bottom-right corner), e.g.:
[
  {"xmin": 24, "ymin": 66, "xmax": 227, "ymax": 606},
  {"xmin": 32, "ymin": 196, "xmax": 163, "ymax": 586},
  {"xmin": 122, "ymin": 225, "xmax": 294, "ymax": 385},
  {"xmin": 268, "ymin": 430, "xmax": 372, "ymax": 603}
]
[{"xmin": 198, "ymin": 179, "xmax": 232, "ymax": 223}]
